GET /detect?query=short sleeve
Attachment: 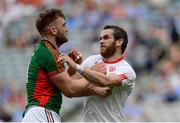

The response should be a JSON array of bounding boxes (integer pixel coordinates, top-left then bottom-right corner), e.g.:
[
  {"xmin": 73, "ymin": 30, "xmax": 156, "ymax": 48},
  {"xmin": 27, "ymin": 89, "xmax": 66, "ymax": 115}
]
[
  {"xmin": 115, "ymin": 65, "xmax": 136, "ymax": 91},
  {"xmin": 37, "ymin": 48, "xmax": 65, "ymax": 77},
  {"xmin": 120, "ymin": 70, "xmax": 136, "ymax": 86}
]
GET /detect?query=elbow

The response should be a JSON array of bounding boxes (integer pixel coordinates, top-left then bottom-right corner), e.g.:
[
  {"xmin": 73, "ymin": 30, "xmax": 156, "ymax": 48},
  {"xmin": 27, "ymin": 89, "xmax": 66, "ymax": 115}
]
[
  {"xmin": 63, "ymin": 91, "xmax": 75, "ymax": 98},
  {"xmin": 68, "ymin": 89, "xmax": 77, "ymax": 98},
  {"xmin": 63, "ymin": 81, "xmax": 78, "ymax": 98},
  {"xmin": 62, "ymin": 86, "xmax": 77, "ymax": 98},
  {"xmin": 65, "ymin": 94, "xmax": 74, "ymax": 98},
  {"xmin": 65, "ymin": 87, "xmax": 79, "ymax": 98}
]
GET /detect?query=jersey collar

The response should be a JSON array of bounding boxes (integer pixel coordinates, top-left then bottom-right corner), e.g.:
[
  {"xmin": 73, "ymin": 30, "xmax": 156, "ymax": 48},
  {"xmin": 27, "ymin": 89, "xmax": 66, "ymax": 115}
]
[
  {"xmin": 103, "ymin": 55, "xmax": 124, "ymax": 64},
  {"xmin": 41, "ymin": 39, "xmax": 58, "ymax": 50}
]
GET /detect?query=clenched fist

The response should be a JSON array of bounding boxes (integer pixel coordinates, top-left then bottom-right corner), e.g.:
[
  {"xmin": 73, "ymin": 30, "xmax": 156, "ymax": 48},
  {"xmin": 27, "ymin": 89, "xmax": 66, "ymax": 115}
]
[{"xmin": 68, "ymin": 49, "xmax": 82, "ymax": 64}]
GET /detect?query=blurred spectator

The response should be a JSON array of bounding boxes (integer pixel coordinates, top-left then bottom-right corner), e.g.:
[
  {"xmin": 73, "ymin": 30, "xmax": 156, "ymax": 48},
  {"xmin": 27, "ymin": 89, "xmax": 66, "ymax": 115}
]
[
  {"xmin": 169, "ymin": 44, "xmax": 180, "ymax": 67},
  {"xmin": 125, "ymin": 0, "xmax": 149, "ymax": 19},
  {"xmin": 124, "ymin": 94, "xmax": 149, "ymax": 122},
  {"xmin": 169, "ymin": 18, "xmax": 180, "ymax": 43},
  {"xmin": 0, "ymin": 81, "xmax": 25, "ymax": 121},
  {"xmin": 150, "ymin": 56, "xmax": 180, "ymax": 103},
  {"xmin": 0, "ymin": 107, "xmax": 12, "ymax": 122},
  {"xmin": 16, "ymin": 0, "xmax": 43, "ymax": 7}
]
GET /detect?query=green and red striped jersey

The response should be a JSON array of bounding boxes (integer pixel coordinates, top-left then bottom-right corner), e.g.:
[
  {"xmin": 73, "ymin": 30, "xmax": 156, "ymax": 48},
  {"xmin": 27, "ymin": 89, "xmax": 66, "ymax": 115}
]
[{"xmin": 25, "ymin": 40, "xmax": 65, "ymax": 114}]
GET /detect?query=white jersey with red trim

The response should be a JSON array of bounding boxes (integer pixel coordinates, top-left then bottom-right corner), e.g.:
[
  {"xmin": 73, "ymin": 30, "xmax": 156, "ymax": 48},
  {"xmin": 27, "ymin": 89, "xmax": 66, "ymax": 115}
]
[{"xmin": 82, "ymin": 55, "xmax": 136, "ymax": 122}]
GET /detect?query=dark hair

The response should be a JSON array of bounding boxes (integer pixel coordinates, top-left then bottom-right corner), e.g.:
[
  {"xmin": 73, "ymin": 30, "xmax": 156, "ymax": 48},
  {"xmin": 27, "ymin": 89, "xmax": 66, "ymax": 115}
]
[
  {"xmin": 103, "ymin": 25, "xmax": 128, "ymax": 54},
  {"xmin": 36, "ymin": 8, "xmax": 65, "ymax": 34}
]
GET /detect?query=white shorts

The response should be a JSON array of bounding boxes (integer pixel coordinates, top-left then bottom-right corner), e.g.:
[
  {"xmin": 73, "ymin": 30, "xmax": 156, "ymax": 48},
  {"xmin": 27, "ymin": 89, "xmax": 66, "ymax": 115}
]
[{"xmin": 22, "ymin": 106, "xmax": 61, "ymax": 122}]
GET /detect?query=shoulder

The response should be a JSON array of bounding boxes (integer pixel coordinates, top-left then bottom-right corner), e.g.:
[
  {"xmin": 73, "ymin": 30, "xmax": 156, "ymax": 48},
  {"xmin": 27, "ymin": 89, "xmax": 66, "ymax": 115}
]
[
  {"xmin": 122, "ymin": 60, "xmax": 136, "ymax": 80},
  {"xmin": 34, "ymin": 42, "xmax": 52, "ymax": 59},
  {"xmin": 119, "ymin": 60, "xmax": 134, "ymax": 71},
  {"xmin": 116, "ymin": 60, "xmax": 136, "ymax": 81}
]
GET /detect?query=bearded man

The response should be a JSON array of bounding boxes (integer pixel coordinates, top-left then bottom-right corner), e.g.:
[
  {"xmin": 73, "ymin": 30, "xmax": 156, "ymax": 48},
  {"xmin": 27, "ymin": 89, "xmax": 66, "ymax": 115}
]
[{"xmin": 58, "ymin": 25, "xmax": 136, "ymax": 122}]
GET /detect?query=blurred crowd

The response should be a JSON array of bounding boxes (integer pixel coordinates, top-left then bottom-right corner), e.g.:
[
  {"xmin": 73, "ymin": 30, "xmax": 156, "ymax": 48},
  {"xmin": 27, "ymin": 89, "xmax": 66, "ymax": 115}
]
[{"xmin": 0, "ymin": 0, "xmax": 180, "ymax": 121}]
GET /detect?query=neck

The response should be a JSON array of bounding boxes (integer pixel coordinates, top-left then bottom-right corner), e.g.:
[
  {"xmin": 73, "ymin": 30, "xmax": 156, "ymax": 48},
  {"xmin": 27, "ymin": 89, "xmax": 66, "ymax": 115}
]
[
  {"xmin": 41, "ymin": 35, "xmax": 58, "ymax": 49},
  {"xmin": 103, "ymin": 51, "xmax": 123, "ymax": 63}
]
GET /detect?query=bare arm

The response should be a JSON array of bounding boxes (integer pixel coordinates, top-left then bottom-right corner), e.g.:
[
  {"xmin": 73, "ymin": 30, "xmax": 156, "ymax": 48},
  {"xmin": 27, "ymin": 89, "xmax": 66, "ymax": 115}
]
[
  {"xmin": 50, "ymin": 71, "xmax": 90, "ymax": 98},
  {"xmin": 67, "ymin": 67, "xmax": 76, "ymax": 76},
  {"xmin": 68, "ymin": 63, "xmax": 112, "ymax": 97},
  {"xmin": 58, "ymin": 54, "xmax": 123, "ymax": 87},
  {"xmin": 74, "ymin": 62, "xmax": 116, "ymax": 95},
  {"xmin": 50, "ymin": 71, "xmax": 112, "ymax": 98},
  {"xmin": 82, "ymin": 69, "xmax": 123, "ymax": 87},
  {"xmin": 74, "ymin": 83, "xmax": 112, "ymax": 97}
]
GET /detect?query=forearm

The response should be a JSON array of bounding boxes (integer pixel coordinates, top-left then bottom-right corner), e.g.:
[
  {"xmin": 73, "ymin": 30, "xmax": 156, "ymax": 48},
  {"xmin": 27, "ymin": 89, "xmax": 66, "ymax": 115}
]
[
  {"xmin": 70, "ymin": 73, "xmax": 82, "ymax": 79},
  {"xmin": 67, "ymin": 67, "xmax": 76, "ymax": 76},
  {"xmin": 69, "ymin": 77, "xmax": 91, "ymax": 96},
  {"xmin": 50, "ymin": 71, "xmax": 92, "ymax": 98},
  {"xmin": 73, "ymin": 84, "xmax": 97, "ymax": 97},
  {"xmin": 76, "ymin": 65, "xmax": 122, "ymax": 87},
  {"xmin": 82, "ymin": 68, "xmax": 110, "ymax": 87}
]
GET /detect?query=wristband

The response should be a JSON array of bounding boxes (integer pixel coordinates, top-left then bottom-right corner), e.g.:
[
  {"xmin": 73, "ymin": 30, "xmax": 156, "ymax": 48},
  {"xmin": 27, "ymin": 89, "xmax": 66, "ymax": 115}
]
[{"xmin": 76, "ymin": 64, "xmax": 84, "ymax": 74}]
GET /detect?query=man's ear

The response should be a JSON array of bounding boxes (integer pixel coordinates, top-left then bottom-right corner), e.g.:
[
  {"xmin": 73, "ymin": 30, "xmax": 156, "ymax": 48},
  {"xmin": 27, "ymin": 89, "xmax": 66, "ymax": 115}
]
[
  {"xmin": 116, "ymin": 39, "xmax": 123, "ymax": 47},
  {"xmin": 51, "ymin": 27, "xmax": 57, "ymax": 35}
]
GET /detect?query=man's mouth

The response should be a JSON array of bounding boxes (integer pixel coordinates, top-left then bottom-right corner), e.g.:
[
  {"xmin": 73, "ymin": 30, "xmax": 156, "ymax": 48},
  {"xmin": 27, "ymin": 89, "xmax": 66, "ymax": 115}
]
[{"xmin": 100, "ymin": 45, "xmax": 106, "ymax": 48}]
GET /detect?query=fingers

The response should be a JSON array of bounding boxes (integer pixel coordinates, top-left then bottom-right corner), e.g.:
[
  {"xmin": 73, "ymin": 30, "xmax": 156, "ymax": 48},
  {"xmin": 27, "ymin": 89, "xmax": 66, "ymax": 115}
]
[
  {"xmin": 68, "ymin": 49, "xmax": 78, "ymax": 58},
  {"xmin": 95, "ymin": 62, "xmax": 105, "ymax": 66},
  {"xmin": 95, "ymin": 86, "xmax": 113, "ymax": 97},
  {"xmin": 104, "ymin": 87, "xmax": 112, "ymax": 97},
  {"xmin": 91, "ymin": 62, "xmax": 106, "ymax": 74},
  {"xmin": 101, "ymin": 87, "xmax": 112, "ymax": 97},
  {"xmin": 94, "ymin": 62, "xmax": 106, "ymax": 69},
  {"xmin": 106, "ymin": 88, "xmax": 112, "ymax": 95},
  {"xmin": 74, "ymin": 53, "xmax": 82, "ymax": 62},
  {"xmin": 71, "ymin": 49, "xmax": 82, "ymax": 58},
  {"xmin": 68, "ymin": 49, "xmax": 83, "ymax": 64},
  {"xmin": 98, "ymin": 68, "xmax": 107, "ymax": 74},
  {"xmin": 57, "ymin": 53, "xmax": 69, "ymax": 64}
]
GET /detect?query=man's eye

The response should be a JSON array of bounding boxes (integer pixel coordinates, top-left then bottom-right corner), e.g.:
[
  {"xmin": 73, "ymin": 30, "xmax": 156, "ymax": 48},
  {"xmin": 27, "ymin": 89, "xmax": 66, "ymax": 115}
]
[{"xmin": 104, "ymin": 37, "xmax": 109, "ymax": 39}]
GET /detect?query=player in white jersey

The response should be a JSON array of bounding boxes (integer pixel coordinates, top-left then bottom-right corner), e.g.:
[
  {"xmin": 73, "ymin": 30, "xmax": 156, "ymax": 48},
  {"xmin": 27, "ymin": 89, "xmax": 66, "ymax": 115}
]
[{"xmin": 58, "ymin": 25, "xmax": 136, "ymax": 122}]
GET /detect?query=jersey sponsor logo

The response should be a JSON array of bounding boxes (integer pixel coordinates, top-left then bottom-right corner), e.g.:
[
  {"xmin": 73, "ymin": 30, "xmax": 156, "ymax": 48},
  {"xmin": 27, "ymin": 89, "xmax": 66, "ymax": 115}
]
[{"xmin": 109, "ymin": 66, "xmax": 116, "ymax": 72}]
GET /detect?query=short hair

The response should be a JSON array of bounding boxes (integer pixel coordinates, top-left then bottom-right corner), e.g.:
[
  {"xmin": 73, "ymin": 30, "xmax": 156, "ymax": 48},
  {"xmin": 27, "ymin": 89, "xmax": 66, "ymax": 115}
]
[
  {"xmin": 36, "ymin": 8, "xmax": 65, "ymax": 34},
  {"xmin": 103, "ymin": 25, "xmax": 128, "ymax": 54}
]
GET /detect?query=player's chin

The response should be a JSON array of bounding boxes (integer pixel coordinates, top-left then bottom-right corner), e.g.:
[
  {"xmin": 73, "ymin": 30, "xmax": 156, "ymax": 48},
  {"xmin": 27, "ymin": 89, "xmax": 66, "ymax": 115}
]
[
  {"xmin": 100, "ymin": 52, "xmax": 105, "ymax": 57},
  {"xmin": 63, "ymin": 37, "xmax": 68, "ymax": 42},
  {"xmin": 60, "ymin": 39, "xmax": 68, "ymax": 45},
  {"xmin": 100, "ymin": 49, "xmax": 105, "ymax": 54}
]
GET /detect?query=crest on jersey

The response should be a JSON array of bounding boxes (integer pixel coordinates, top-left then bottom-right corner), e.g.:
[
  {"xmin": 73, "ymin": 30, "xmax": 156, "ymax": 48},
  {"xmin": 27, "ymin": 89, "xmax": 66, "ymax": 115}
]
[{"xmin": 109, "ymin": 66, "xmax": 116, "ymax": 72}]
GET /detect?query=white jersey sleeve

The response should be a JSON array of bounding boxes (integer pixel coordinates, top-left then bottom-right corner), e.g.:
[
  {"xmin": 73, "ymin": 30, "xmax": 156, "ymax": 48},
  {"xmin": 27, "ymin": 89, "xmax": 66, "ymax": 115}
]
[
  {"xmin": 105, "ymin": 60, "xmax": 136, "ymax": 92},
  {"xmin": 121, "ymin": 69, "xmax": 136, "ymax": 88},
  {"xmin": 114, "ymin": 64, "xmax": 136, "ymax": 91}
]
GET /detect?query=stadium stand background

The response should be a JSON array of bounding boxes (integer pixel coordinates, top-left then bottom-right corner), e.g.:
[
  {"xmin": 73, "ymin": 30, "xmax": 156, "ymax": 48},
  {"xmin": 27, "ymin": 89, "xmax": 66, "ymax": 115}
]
[{"xmin": 0, "ymin": 0, "xmax": 180, "ymax": 121}]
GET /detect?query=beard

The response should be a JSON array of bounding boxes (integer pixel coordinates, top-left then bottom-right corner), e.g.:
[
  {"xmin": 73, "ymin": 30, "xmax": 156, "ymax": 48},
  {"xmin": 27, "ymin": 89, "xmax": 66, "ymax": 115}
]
[
  {"xmin": 56, "ymin": 37, "xmax": 66, "ymax": 47},
  {"xmin": 100, "ymin": 42, "xmax": 116, "ymax": 58},
  {"xmin": 56, "ymin": 32, "xmax": 68, "ymax": 47}
]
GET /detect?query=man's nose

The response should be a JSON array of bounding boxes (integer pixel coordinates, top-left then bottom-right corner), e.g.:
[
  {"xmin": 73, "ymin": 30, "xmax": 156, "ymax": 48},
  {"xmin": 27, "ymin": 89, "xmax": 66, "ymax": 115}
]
[
  {"xmin": 65, "ymin": 26, "xmax": 68, "ymax": 32},
  {"xmin": 99, "ymin": 39, "xmax": 104, "ymax": 43}
]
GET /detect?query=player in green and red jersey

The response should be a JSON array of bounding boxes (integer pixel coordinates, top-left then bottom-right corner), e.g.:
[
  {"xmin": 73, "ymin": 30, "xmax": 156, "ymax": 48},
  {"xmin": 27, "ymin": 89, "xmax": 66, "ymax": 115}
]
[{"xmin": 22, "ymin": 9, "xmax": 112, "ymax": 122}]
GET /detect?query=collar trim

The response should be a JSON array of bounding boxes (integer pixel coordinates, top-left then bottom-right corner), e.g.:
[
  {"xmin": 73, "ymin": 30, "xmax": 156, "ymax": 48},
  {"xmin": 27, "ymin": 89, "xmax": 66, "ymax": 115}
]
[
  {"xmin": 103, "ymin": 56, "xmax": 124, "ymax": 64},
  {"xmin": 42, "ymin": 39, "xmax": 57, "ymax": 50}
]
